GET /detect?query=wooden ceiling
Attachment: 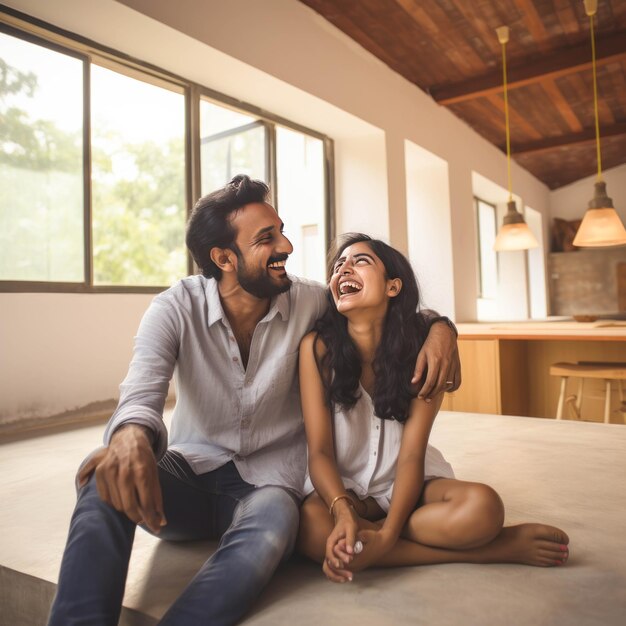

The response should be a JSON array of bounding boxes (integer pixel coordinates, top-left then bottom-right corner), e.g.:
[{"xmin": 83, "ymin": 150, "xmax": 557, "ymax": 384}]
[{"xmin": 299, "ymin": 0, "xmax": 626, "ymax": 189}]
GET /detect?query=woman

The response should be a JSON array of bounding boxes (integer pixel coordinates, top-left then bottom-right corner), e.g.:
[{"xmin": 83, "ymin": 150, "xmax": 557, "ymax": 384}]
[{"xmin": 297, "ymin": 233, "xmax": 569, "ymax": 583}]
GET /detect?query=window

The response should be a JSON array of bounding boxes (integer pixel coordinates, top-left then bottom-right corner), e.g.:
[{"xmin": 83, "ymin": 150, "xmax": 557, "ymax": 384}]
[
  {"xmin": 0, "ymin": 31, "xmax": 84, "ymax": 282},
  {"xmin": 200, "ymin": 101, "xmax": 267, "ymax": 194},
  {"xmin": 475, "ymin": 197, "xmax": 498, "ymax": 300},
  {"xmin": 0, "ymin": 16, "xmax": 332, "ymax": 291},
  {"xmin": 91, "ymin": 64, "xmax": 186, "ymax": 286},
  {"xmin": 199, "ymin": 99, "xmax": 328, "ymax": 281}
]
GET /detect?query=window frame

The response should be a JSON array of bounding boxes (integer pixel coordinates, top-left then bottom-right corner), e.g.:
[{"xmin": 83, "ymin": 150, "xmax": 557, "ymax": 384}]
[
  {"xmin": 0, "ymin": 7, "xmax": 334, "ymax": 293},
  {"xmin": 474, "ymin": 196, "xmax": 499, "ymax": 300}
]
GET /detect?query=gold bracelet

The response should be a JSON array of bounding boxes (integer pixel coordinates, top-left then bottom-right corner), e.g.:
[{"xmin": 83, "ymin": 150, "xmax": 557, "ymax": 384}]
[{"xmin": 329, "ymin": 494, "xmax": 354, "ymax": 517}]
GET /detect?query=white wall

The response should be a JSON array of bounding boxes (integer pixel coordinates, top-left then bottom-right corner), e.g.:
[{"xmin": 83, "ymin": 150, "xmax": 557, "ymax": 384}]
[
  {"xmin": 1, "ymin": 0, "xmax": 552, "ymax": 422},
  {"xmin": 525, "ymin": 207, "xmax": 548, "ymax": 319},
  {"xmin": 334, "ymin": 132, "xmax": 389, "ymax": 240},
  {"xmin": 405, "ymin": 141, "xmax": 455, "ymax": 315},
  {"xmin": 0, "ymin": 293, "xmax": 152, "ymax": 425},
  {"xmin": 550, "ymin": 164, "xmax": 626, "ymax": 223}
]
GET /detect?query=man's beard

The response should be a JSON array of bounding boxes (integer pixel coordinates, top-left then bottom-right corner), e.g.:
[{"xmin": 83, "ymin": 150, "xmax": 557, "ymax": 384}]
[{"xmin": 236, "ymin": 252, "xmax": 292, "ymax": 299}]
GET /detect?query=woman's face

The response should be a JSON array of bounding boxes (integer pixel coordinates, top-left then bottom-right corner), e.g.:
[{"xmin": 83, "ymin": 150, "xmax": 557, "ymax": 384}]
[{"xmin": 329, "ymin": 241, "xmax": 401, "ymax": 316}]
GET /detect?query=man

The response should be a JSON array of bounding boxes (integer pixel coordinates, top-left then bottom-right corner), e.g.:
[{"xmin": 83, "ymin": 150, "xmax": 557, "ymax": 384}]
[{"xmin": 48, "ymin": 175, "xmax": 461, "ymax": 625}]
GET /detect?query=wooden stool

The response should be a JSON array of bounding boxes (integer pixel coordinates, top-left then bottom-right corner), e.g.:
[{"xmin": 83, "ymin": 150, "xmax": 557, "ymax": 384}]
[{"xmin": 549, "ymin": 362, "xmax": 626, "ymax": 423}]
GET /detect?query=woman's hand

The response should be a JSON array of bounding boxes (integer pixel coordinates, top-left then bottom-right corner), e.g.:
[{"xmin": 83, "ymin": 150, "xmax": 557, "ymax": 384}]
[
  {"xmin": 348, "ymin": 528, "xmax": 397, "ymax": 572},
  {"xmin": 325, "ymin": 527, "xmax": 397, "ymax": 581},
  {"xmin": 322, "ymin": 506, "xmax": 361, "ymax": 583}
]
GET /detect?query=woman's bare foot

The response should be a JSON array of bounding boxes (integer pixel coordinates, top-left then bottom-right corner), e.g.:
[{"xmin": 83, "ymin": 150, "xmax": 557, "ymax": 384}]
[
  {"xmin": 477, "ymin": 524, "xmax": 569, "ymax": 567},
  {"xmin": 321, "ymin": 522, "xmax": 569, "ymax": 570}
]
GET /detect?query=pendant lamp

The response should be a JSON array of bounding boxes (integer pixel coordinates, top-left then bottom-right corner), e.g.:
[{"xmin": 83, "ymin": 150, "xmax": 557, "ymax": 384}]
[
  {"xmin": 493, "ymin": 26, "xmax": 539, "ymax": 252},
  {"xmin": 572, "ymin": 0, "xmax": 626, "ymax": 247}
]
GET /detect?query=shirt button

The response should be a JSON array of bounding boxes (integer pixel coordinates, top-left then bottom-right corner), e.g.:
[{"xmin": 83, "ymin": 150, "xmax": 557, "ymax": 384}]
[
  {"xmin": 373, "ymin": 451, "xmax": 377, "ymax": 456},
  {"xmin": 233, "ymin": 356, "xmax": 238, "ymax": 362},
  {"xmin": 229, "ymin": 335, "xmax": 235, "ymax": 342},
  {"xmin": 376, "ymin": 425, "xmax": 380, "ymax": 430}
]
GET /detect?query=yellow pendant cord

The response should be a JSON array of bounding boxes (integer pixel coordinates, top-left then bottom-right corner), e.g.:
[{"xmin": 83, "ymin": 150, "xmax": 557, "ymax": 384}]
[
  {"xmin": 501, "ymin": 40, "xmax": 513, "ymax": 202},
  {"xmin": 589, "ymin": 14, "xmax": 603, "ymax": 181}
]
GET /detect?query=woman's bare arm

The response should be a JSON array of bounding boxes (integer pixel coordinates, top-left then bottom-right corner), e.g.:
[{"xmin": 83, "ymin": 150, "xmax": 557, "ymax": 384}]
[
  {"xmin": 299, "ymin": 332, "xmax": 361, "ymax": 580},
  {"xmin": 382, "ymin": 394, "xmax": 443, "ymax": 541},
  {"xmin": 351, "ymin": 393, "xmax": 443, "ymax": 570}
]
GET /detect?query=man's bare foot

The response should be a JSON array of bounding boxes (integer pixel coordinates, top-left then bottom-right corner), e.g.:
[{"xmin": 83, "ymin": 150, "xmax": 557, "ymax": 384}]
[{"xmin": 478, "ymin": 524, "xmax": 569, "ymax": 567}]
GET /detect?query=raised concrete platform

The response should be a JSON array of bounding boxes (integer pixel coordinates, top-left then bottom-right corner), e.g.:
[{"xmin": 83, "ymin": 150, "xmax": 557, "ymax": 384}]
[{"xmin": 1, "ymin": 412, "xmax": 625, "ymax": 625}]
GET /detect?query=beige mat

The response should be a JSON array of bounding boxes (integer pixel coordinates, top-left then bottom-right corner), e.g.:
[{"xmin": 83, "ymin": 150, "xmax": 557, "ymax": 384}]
[{"xmin": 1, "ymin": 412, "xmax": 624, "ymax": 625}]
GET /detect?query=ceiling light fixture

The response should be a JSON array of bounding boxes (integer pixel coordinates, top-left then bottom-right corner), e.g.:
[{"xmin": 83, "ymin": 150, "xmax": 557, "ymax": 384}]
[
  {"xmin": 573, "ymin": 0, "xmax": 626, "ymax": 247},
  {"xmin": 493, "ymin": 26, "xmax": 539, "ymax": 252}
]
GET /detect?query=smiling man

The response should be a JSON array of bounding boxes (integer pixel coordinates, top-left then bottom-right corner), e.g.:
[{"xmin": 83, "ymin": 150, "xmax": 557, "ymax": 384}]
[{"xmin": 48, "ymin": 175, "xmax": 461, "ymax": 626}]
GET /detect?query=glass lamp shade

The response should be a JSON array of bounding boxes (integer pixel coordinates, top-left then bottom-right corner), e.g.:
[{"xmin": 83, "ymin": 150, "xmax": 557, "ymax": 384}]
[
  {"xmin": 573, "ymin": 209, "xmax": 626, "ymax": 247},
  {"xmin": 572, "ymin": 182, "xmax": 626, "ymax": 247},
  {"xmin": 494, "ymin": 222, "xmax": 539, "ymax": 251},
  {"xmin": 493, "ymin": 201, "xmax": 539, "ymax": 251}
]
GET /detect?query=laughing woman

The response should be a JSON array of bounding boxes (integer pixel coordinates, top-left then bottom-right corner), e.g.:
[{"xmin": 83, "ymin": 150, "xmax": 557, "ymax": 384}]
[{"xmin": 297, "ymin": 233, "xmax": 569, "ymax": 582}]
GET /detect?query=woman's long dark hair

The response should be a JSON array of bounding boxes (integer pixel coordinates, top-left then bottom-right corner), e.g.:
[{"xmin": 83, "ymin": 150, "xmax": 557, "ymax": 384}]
[{"xmin": 314, "ymin": 233, "xmax": 429, "ymax": 423}]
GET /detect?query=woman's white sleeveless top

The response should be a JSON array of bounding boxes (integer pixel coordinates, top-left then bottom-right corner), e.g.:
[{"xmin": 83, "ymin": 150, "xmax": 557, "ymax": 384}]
[{"xmin": 303, "ymin": 385, "xmax": 454, "ymax": 512}]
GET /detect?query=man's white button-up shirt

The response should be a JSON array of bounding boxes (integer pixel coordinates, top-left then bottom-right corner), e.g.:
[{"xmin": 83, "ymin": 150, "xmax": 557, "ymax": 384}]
[{"xmin": 104, "ymin": 274, "xmax": 327, "ymax": 495}]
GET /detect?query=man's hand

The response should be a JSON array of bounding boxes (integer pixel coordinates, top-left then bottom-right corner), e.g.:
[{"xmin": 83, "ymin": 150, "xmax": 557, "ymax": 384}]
[
  {"xmin": 77, "ymin": 424, "xmax": 166, "ymax": 534},
  {"xmin": 412, "ymin": 321, "xmax": 461, "ymax": 400}
]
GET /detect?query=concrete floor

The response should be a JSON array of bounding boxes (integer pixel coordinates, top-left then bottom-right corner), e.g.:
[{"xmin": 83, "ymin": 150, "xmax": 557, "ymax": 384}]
[{"xmin": 1, "ymin": 411, "xmax": 625, "ymax": 625}]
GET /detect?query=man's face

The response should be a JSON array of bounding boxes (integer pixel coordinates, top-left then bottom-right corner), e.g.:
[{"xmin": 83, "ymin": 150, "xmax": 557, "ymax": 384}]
[{"xmin": 229, "ymin": 202, "xmax": 294, "ymax": 298}]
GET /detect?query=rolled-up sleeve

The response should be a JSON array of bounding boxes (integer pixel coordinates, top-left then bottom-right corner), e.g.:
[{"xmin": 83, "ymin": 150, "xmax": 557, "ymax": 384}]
[{"xmin": 103, "ymin": 294, "xmax": 180, "ymax": 460}]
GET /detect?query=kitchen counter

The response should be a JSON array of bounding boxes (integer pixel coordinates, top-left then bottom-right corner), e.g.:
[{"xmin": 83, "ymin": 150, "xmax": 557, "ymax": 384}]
[
  {"xmin": 442, "ymin": 321, "xmax": 626, "ymax": 421},
  {"xmin": 456, "ymin": 320, "xmax": 626, "ymax": 341}
]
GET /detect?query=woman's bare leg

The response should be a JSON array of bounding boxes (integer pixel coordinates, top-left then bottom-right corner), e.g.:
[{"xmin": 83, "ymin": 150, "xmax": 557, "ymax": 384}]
[
  {"xmin": 297, "ymin": 484, "xmax": 569, "ymax": 570},
  {"xmin": 402, "ymin": 479, "xmax": 505, "ymax": 548},
  {"xmin": 394, "ymin": 478, "xmax": 569, "ymax": 567},
  {"xmin": 297, "ymin": 493, "xmax": 337, "ymax": 563}
]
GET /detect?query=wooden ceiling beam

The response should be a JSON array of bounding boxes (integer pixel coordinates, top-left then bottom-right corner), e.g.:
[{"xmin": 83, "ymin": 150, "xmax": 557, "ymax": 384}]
[
  {"xmin": 432, "ymin": 30, "xmax": 626, "ymax": 105},
  {"xmin": 508, "ymin": 122, "xmax": 626, "ymax": 155}
]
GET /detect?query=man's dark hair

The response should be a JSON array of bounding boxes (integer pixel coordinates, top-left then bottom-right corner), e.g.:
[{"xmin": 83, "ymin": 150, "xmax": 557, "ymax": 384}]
[
  {"xmin": 314, "ymin": 233, "xmax": 428, "ymax": 423},
  {"xmin": 186, "ymin": 175, "xmax": 270, "ymax": 279}
]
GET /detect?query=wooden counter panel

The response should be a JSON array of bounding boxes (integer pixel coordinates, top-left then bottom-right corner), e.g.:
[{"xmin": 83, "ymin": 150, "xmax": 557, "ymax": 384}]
[
  {"xmin": 442, "ymin": 340, "xmax": 500, "ymax": 414},
  {"xmin": 526, "ymin": 340, "xmax": 626, "ymax": 421},
  {"xmin": 446, "ymin": 336, "xmax": 626, "ymax": 423},
  {"xmin": 499, "ymin": 341, "xmax": 529, "ymax": 417}
]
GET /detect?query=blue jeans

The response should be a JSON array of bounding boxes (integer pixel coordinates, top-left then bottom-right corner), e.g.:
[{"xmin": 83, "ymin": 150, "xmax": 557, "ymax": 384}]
[{"xmin": 48, "ymin": 451, "xmax": 300, "ymax": 626}]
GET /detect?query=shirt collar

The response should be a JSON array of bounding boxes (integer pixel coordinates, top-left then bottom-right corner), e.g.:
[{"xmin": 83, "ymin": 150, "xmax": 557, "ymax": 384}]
[
  {"xmin": 206, "ymin": 278, "xmax": 291, "ymax": 327},
  {"xmin": 267, "ymin": 289, "xmax": 290, "ymax": 323},
  {"xmin": 206, "ymin": 278, "xmax": 226, "ymax": 327}
]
